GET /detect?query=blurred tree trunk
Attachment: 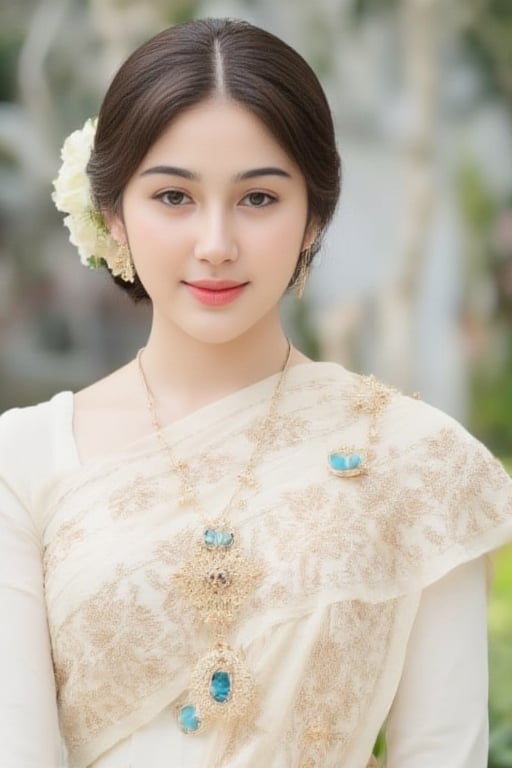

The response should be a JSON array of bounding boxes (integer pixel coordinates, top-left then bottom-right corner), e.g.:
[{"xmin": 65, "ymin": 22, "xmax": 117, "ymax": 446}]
[
  {"xmin": 375, "ymin": 0, "xmax": 439, "ymax": 392},
  {"xmin": 89, "ymin": 0, "xmax": 199, "ymax": 87}
]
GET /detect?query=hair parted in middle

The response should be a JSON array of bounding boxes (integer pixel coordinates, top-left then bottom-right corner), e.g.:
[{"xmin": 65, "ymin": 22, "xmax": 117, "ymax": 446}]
[{"xmin": 87, "ymin": 17, "xmax": 342, "ymax": 301}]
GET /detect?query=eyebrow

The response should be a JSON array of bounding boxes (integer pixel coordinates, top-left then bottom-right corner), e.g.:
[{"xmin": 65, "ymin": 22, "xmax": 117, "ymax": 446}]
[{"xmin": 139, "ymin": 165, "xmax": 292, "ymax": 182}]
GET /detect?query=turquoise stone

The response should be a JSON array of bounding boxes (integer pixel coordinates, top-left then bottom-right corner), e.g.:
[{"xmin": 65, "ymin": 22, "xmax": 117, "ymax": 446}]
[
  {"xmin": 203, "ymin": 528, "xmax": 234, "ymax": 549},
  {"xmin": 329, "ymin": 453, "xmax": 363, "ymax": 472},
  {"xmin": 217, "ymin": 531, "xmax": 234, "ymax": 547},
  {"xmin": 178, "ymin": 704, "xmax": 202, "ymax": 733},
  {"xmin": 210, "ymin": 670, "xmax": 232, "ymax": 703}
]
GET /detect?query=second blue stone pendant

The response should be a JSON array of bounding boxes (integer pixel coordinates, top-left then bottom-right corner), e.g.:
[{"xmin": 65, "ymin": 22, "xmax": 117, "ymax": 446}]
[{"xmin": 328, "ymin": 447, "xmax": 367, "ymax": 477}]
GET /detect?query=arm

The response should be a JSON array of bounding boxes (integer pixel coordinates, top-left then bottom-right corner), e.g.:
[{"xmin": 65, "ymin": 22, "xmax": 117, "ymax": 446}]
[
  {"xmin": 0, "ymin": 478, "xmax": 64, "ymax": 767},
  {"xmin": 385, "ymin": 557, "xmax": 489, "ymax": 767}
]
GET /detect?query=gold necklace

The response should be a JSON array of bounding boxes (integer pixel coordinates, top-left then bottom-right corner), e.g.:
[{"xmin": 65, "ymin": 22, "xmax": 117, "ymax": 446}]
[{"xmin": 137, "ymin": 343, "xmax": 292, "ymax": 735}]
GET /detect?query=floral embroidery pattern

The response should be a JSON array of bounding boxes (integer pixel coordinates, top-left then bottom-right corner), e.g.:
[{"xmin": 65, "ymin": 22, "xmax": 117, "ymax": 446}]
[
  {"xmin": 108, "ymin": 475, "xmax": 159, "ymax": 519},
  {"xmin": 43, "ymin": 518, "xmax": 85, "ymax": 578},
  {"xmin": 291, "ymin": 601, "xmax": 397, "ymax": 766},
  {"xmin": 40, "ymin": 367, "xmax": 512, "ymax": 767}
]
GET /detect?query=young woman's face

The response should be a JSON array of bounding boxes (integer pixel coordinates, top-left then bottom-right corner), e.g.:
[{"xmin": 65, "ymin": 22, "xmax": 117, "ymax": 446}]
[{"xmin": 110, "ymin": 97, "xmax": 314, "ymax": 345}]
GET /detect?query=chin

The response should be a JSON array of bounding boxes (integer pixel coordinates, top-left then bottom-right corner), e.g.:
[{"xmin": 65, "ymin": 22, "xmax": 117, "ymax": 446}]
[
  {"xmin": 179, "ymin": 323, "xmax": 255, "ymax": 347},
  {"xmin": 164, "ymin": 301, "xmax": 279, "ymax": 346}
]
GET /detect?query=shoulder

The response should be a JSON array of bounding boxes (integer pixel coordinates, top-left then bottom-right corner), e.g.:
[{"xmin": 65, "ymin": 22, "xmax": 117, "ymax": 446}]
[
  {"xmin": 0, "ymin": 392, "xmax": 75, "ymax": 506},
  {"xmin": 383, "ymin": 383, "xmax": 496, "ymax": 467},
  {"xmin": 0, "ymin": 391, "xmax": 73, "ymax": 446},
  {"xmin": 316, "ymin": 362, "xmax": 508, "ymax": 481},
  {"xmin": 323, "ymin": 362, "xmax": 478, "ymax": 447},
  {"xmin": 298, "ymin": 362, "xmax": 512, "ymax": 592},
  {"xmin": 298, "ymin": 360, "xmax": 455, "ymax": 441}
]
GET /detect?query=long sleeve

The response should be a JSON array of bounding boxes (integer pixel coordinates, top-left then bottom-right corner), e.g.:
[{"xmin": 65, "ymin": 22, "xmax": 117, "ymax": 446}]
[
  {"xmin": 0, "ymin": 476, "xmax": 64, "ymax": 767},
  {"xmin": 385, "ymin": 557, "xmax": 489, "ymax": 767}
]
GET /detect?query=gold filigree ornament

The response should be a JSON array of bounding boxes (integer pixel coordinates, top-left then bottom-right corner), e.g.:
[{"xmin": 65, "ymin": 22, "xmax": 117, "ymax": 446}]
[
  {"xmin": 175, "ymin": 528, "xmax": 262, "ymax": 626},
  {"xmin": 177, "ymin": 642, "xmax": 257, "ymax": 734},
  {"xmin": 328, "ymin": 374, "xmax": 395, "ymax": 478},
  {"xmin": 173, "ymin": 521, "xmax": 263, "ymax": 732},
  {"xmin": 137, "ymin": 342, "xmax": 292, "ymax": 735},
  {"xmin": 113, "ymin": 243, "xmax": 135, "ymax": 283}
]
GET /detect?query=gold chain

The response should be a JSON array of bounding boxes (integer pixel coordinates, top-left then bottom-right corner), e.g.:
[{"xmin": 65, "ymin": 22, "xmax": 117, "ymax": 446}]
[
  {"xmin": 136, "ymin": 342, "xmax": 292, "ymax": 511},
  {"xmin": 136, "ymin": 342, "xmax": 293, "ymax": 735}
]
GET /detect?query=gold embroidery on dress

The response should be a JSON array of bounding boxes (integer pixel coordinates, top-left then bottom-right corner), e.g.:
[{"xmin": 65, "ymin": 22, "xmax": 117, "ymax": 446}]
[
  {"xmin": 292, "ymin": 601, "xmax": 397, "ymax": 767},
  {"xmin": 245, "ymin": 412, "xmax": 308, "ymax": 452},
  {"xmin": 39, "ymin": 367, "xmax": 512, "ymax": 767},
  {"xmin": 50, "ymin": 563, "xmax": 170, "ymax": 752},
  {"xmin": 43, "ymin": 518, "xmax": 85, "ymax": 577},
  {"xmin": 108, "ymin": 475, "xmax": 158, "ymax": 519},
  {"xmin": 328, "ymin": 374, "xmax": 395, "ymax": 477}
]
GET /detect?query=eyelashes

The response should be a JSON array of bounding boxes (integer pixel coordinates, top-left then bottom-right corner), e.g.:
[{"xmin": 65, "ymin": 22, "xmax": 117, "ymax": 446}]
[
  {"xmin": 158, "ymin": 190, "xmax": 189, "ymax": 206},
  {"xmin": 155, "ymin": 190, "xmax": 278, "ymax": 208},
  {"xmin": 241, "ymin": 191, "xmax": 276, "ymax": 207}
]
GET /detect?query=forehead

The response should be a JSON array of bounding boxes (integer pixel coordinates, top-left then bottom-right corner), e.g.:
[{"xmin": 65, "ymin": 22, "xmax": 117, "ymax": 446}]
[{"xmin": 139, "ymin": 97, "xmax": 297, "ymax": 173}]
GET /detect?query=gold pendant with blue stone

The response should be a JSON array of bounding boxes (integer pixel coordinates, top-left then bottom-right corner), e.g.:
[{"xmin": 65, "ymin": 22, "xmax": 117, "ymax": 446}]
[
  {"xmin": 327, "ymin": 374, "xmax": 395, "ymax": 480},
  {"xmin": 175, "ymin": 523, "xmax": 261, "ymax": 734},
  {"xmin": 328, "ymin": 446, "xmax": 367, "ymax": 478},
  {"xmin": 177, "ymin": 643, "xmax": 256, "ymax": 734}
]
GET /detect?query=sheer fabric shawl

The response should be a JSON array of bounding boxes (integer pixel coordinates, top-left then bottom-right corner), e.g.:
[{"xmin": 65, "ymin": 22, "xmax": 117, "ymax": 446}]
[{"xmin": 5, "ymin": 362, "xmax": 512, "ymax": 767}]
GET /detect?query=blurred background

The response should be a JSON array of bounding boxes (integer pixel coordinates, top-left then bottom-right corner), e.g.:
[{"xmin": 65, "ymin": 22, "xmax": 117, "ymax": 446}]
[{"xmin": 0, "ymin": 0, "xmax": 511, "ymax": 764}]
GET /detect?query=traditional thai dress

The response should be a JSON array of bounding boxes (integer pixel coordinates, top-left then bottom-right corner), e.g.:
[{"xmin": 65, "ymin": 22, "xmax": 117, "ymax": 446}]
[{"xmin": 1, "ymin": 362, "xmax": 511, "ymax": 768}]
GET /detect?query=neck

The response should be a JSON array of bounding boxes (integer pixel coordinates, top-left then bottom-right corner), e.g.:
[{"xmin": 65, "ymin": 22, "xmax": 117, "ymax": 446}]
[{"xmin": 139, "ymin": 310, "xmax": 297, "ymax": 411}]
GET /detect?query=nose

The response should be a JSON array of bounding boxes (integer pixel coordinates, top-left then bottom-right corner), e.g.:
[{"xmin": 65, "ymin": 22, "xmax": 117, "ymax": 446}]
[{"xmin": 193, "ymin": 206, "xmax": 238, "ymax": 265}]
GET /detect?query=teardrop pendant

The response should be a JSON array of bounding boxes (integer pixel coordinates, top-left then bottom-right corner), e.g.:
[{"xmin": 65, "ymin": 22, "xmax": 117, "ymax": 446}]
[{"xmin": 177, "ymin": 644, "xmax": 255, "ymax": 734}]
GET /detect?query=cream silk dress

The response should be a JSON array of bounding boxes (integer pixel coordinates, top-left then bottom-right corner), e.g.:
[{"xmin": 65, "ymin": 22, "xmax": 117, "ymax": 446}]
[{"xmin": 1, "ymin": 362, "xmax": 511, "ymax": 768}]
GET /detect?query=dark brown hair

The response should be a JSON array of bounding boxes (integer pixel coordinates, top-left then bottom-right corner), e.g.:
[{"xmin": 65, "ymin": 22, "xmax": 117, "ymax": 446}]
[{"xmin": 87, "ymin": 17, "xmax": 341, "ymax": 301}]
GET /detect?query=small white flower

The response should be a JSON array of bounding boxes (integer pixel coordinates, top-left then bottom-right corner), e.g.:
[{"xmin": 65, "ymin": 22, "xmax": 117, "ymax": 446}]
[{"xmin": 52, "ymin": 117, "xmax": 122, "ymax": 274}]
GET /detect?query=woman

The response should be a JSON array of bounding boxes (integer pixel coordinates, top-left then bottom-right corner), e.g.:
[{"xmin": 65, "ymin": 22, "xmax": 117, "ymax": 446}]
[{"xmin": 1, "ymin": 17, "xmax": 511, "ymax": 768}]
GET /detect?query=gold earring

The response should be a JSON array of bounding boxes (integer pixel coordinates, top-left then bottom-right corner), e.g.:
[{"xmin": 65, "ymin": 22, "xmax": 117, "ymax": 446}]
[
  {"xmin": 295, "ymin": 249, "xmax": 311, "ymax": 299},
  {"xmin": 113, "ymin": 243, "xmax": 135, "ymax": 283}
]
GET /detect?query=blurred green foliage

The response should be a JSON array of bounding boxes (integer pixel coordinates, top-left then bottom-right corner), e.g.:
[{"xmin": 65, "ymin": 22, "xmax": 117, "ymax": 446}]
[
  {"xmin": 472, "ymin": 360, "xmax": 512, "ymax": 457},
  {"xmin": 352, "ymin": 0, "xmax": 397, "ymax": 20},
  {"xmin": 462, "ymin": 0, "xmax": 512, "ymax": 105},
  {"xmin": 488, "ymin": 459, "xmax": 512, "ymax": 768},
  {"xmin": 457, "ymin": 160, "xmax": 512, "ymax": 457},
  {"xmin": 458, "ymin": 162, "xmax": 496, "ymax": 234},
  {"xmin": 489, "ymin": 532, "xmax": 512, "ymax": 768},
  {"xmin": 458, "ymin": 9, "xmax": 512, "ymax": 756},
  {"xmin": 0, "ymin": 35, "xmax": 21, "ymax": 102}
]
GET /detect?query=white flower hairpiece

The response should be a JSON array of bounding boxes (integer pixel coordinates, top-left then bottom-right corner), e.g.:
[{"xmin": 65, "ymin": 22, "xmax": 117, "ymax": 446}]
[{"xmin": 52, "ymin": 117, "xmax": 123, "ymax": 275}]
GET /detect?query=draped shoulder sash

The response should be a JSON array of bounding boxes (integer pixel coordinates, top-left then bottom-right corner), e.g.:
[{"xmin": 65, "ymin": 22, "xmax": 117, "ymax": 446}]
[{"xmin": 36, "ymin": 364, "xmax": 512, "ymax": 767}]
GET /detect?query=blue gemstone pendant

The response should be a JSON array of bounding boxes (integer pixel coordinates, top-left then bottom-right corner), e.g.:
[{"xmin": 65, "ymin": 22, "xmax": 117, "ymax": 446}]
[
  {"xmin": 210, "ymin": 670, "xmax": 232, "ymax": 703},
  {"xmin": 177, "ymin": 704, "xmax": 202, "ymax": 734},
  {"xmin": 203, "ymin": 528, "xmax": 235, "ymax": 549},
  {"xmin": 328, "ymin": 448, "xmax": 367, "ymax": 477},
  {"xmin": 180, "ymin": 644, "xmax": 255, "ymax": 735}
]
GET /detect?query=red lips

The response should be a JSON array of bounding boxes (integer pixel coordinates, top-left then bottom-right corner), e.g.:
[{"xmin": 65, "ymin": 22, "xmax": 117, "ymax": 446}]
[
  {"xmin": 183, "ymin": 279, "xmax": 248, "ymax": 306},
  {"xmin": 185, "ymin": 279, "xmax": 246, "ymax": 290}
]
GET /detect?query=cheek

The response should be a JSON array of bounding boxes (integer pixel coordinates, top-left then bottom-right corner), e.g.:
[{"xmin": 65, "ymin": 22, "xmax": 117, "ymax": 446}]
[
  {"xmin": 128, "ymin": 205, "xmax": 168, "ymax": 239},
  {"xmin": 247, "ymin": 205, "xmax": 307, "ymax": 251},
  {"xmin": 126, "ymin": 206, "xmax": 193, "ymax": 260}
]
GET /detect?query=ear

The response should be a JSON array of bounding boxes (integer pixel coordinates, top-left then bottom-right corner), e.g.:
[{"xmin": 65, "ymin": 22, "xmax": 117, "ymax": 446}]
[{"xmin": 103, "ymin": 211, "xmax": 127, "ymax": 246}]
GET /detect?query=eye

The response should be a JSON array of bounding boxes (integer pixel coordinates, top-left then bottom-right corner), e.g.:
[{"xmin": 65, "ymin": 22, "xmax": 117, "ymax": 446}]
[
  {"xmin": 157, "ymin": 190, "xmax": 191, "ymax": 207},
  {"xmin": 241, "ymin": 191, "xmax": 276, "ymax": 208}
]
